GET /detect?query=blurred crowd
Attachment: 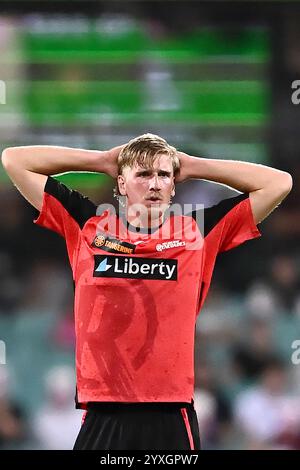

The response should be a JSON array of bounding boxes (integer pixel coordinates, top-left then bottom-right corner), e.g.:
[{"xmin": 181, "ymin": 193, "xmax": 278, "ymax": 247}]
[
  {"xmin": 195, "ymin": 253, "xmax": 300, "ymax": 450},
  {"xmin": 0, "ymin": 177, "xmax": 299, "ymax": 450}
]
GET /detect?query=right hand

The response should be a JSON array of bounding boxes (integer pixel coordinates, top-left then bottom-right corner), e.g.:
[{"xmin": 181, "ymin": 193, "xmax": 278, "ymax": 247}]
[{"xmin": 105, "ymin": 145, "xmax": 126, "ymax": 178}]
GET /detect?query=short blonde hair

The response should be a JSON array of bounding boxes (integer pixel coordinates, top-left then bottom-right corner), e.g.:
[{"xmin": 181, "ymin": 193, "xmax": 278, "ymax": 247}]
[{"xmin": 117, "ymin": 133, "xmax": 180, "ymax": 176}]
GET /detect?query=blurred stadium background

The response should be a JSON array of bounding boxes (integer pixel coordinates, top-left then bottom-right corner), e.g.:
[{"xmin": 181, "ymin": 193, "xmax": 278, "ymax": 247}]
[{"xmin": 0, "ymin": 0, "xmax": 299, "ymax": 450}]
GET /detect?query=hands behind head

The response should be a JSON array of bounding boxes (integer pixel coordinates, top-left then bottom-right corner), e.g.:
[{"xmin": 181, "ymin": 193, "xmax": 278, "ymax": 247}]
[
  {"xmin": 175, "ymin": 152, "xmax": 192, "ymax": 184},
  {"xmin": 106, "ymin": 145, "xmax": 126, "ymax": 178}
]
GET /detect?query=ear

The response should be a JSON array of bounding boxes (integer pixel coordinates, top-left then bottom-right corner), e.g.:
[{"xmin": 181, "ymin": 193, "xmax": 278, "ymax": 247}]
[{"xmin": 117, "ymin": 174, "xmax": 127, "ymax": 196}]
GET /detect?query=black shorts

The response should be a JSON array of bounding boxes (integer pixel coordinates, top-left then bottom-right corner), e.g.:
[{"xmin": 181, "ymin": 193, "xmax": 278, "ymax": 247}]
[{"xmin": 73, "ymin": 401, "xmax": 201, "ymax": 450}]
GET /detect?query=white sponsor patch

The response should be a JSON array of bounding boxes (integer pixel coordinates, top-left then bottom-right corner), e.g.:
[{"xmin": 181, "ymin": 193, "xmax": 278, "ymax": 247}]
[{"xmin": 156, "ymin": 240, "xmax": 186, "ymax": 252}]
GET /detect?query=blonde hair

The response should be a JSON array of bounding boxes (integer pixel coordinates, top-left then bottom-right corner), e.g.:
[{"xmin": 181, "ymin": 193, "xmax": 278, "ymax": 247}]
[
  {"xmin": 117, "ymin": 133, "xmax": 180, "ymax": 176},
  {"xmin": 114, "ymin": 133, "xmax": 180, "ymax": 202}
]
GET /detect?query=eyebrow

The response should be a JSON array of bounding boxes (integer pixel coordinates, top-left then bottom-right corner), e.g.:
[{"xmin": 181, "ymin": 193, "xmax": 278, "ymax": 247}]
[{"xmin": 135, "ymin": 169, "xmax": 172, "ymax": 176}]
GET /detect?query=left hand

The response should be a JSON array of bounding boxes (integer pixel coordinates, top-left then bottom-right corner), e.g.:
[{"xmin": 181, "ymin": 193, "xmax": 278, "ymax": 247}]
[{"xmin": 175, "ymin": 152, "xmax": 192, "ymax": 183}]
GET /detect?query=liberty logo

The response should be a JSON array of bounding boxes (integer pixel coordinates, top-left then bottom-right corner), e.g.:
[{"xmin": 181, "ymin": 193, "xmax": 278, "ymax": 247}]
[
  {"xmin": 95, "ymin": 258, "xmax": 112, "ymax": 272},
  {"xmin": 94, "ymin": 255, "xmax": 177, "ymax": 281}
]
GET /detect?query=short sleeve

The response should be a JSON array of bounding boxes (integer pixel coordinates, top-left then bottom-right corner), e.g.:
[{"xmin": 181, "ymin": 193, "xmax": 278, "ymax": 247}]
[
  {"xmin": 204, "ymin": 192, "xmax": 262, "ymax": 253},
  {"xmin": 190, "ymin": 192, "xmax": 262, "ymax": 314},
  {"xmin": 34, "ymin": 176, "xmax": 97, "ymax": 267},
  {"xmin": 34, "ymin": 176, "xmax": 97, "ymax": 236}
]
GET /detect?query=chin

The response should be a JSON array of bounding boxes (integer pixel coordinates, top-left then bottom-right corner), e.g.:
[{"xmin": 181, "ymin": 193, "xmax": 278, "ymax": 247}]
[{"xmin": 148, "ymin": 206, "xmax": 164, "ymax": 221}]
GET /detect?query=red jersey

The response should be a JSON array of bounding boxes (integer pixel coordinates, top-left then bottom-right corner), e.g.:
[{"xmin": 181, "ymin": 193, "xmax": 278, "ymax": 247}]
[{"xmin": 34, "ymin": 176, "xmax": 261, "ymax": 408}]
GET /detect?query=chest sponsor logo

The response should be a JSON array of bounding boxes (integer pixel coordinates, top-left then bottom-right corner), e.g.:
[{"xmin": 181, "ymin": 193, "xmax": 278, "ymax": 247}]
[
  {"xmin": 94, "ymin": 255, "xmax": 177, "ymax": 281},
  {"xmin": 156, "ymin": 240, "xmax": 186, "ymax": 252},
  {"xmin": 92, "ymin": 235, "xmax": 136, "ymax": 254}
]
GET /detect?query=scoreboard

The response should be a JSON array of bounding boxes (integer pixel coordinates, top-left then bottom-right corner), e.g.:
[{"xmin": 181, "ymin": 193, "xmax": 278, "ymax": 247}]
[{"xmin": 0, "ymin": 14, "xmax": 270, "ymax": 187}]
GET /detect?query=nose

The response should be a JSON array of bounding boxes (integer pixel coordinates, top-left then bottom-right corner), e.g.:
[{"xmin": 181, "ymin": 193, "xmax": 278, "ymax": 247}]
[{"xmin": 149, "ymin": 173, "xmax": 162, "ymax": 191}]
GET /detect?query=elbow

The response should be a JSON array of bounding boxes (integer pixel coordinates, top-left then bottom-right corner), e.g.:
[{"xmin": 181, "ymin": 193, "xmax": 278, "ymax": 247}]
[
  {"xmin": 1, "ymin": 148, "xmax": 10, "ymax": 169},
  {"xmin": 1, "ymin": 147, "xmax": 17, "ymax": 169},
  {"xmin": 280, "ymin": 172, "xmax": 293, "ymax": 196}
]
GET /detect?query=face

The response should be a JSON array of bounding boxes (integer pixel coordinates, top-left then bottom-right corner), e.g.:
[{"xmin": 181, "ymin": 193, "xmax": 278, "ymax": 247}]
[{"xmin": 117, "ymin": 154, "xmax": 175, "ymax": 225}]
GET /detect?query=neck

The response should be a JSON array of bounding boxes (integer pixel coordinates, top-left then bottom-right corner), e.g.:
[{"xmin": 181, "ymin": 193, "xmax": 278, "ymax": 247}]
[{"xmin": 126, "ymin": 209, "xmax": 163, "ymax": 229}]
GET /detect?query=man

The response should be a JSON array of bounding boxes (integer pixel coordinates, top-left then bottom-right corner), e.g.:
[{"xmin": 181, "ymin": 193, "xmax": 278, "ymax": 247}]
[{"xmin": 1, "ymin": 134, "xmax": 292, "ymax": 450}]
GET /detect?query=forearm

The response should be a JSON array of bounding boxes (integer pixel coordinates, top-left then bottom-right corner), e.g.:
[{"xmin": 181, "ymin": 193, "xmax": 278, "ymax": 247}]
[
  {"xmin": 1, "ymin": 145, "xmax": 118, "ymax": 176},
  {"xmin": 180, "ymin": 153, "xmax": 291, "ymax": 193}
]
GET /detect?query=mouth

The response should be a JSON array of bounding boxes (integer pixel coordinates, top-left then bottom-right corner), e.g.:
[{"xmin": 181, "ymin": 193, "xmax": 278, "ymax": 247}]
[
  {"xmin": 146, "ymin": 198, "xmax": 162, "ymax": 205},
  {"xmin": 146, "ymin": 196, "xmax": 162, "ymax": 203}
]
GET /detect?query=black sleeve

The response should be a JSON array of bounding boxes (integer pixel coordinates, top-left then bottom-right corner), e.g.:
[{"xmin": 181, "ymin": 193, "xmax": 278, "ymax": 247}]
[{"xmin": 34, "ymin": 176, "xmax": 97, "ymax": 236}]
